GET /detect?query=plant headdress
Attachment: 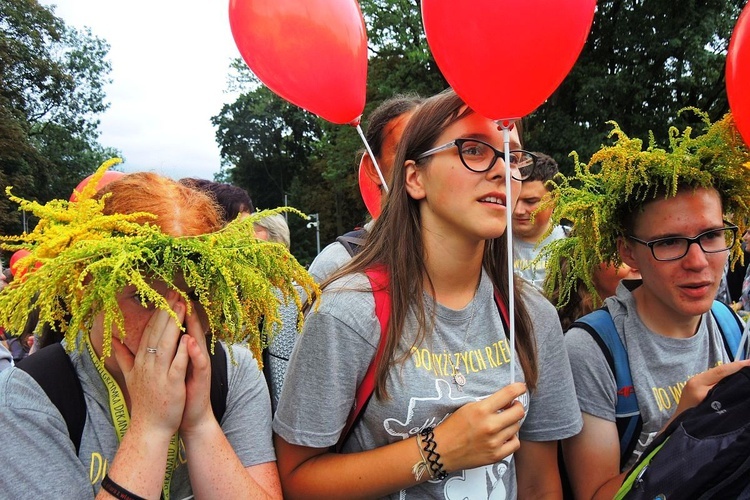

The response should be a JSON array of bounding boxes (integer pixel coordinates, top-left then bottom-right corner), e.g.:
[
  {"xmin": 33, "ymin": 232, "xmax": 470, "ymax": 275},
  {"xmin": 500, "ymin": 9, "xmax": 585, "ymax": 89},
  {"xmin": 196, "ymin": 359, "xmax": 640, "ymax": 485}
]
[
  {"xmin": 0, "ymin": 159, "xmax": 319, "ymax": 363},
  {"xmin": 541, "ymin": 110, "xmax": 750, "ymax": 309}
]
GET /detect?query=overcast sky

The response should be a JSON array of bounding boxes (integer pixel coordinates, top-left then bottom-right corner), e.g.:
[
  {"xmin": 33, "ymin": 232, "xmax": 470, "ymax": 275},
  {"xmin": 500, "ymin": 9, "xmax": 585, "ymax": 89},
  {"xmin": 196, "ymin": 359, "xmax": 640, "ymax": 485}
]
[{"xmin": 44, "ymin": 0, "xmax": 243, "ymax": 180}]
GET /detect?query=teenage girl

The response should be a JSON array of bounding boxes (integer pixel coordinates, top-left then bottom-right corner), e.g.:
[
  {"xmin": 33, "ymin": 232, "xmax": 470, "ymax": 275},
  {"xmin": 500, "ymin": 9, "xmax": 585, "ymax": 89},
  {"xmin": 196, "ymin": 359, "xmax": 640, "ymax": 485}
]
[{"xmin": 274, "ymin": 89, "xmax": 582, "ymax": 499}]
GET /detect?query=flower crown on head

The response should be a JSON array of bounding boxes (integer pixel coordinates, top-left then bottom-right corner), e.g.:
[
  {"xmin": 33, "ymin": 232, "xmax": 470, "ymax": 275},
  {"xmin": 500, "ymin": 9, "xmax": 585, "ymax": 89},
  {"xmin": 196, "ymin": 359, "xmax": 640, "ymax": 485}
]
[
  {"xmin": 540, "ymin": 110, "xmax": 750, "ymax": 309},
  {"xmin": 0, "ymin": 159, "xmax": 319, "ymax": 363}
]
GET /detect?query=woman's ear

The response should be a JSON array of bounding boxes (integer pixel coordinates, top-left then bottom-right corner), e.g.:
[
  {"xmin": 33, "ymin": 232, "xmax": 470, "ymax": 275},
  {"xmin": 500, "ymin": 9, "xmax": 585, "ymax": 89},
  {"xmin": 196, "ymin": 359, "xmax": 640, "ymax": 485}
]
[{"xmin": 405, "ymin": 160, "xmax": 426, "ymax": 200}]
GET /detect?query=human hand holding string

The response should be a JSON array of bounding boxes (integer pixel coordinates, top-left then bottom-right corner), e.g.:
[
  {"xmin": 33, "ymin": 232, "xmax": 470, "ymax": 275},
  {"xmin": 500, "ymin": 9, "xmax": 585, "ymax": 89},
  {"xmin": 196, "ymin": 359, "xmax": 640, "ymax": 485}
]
[{"xmin": 432, "ymin": 382, "xmax": 527, "ymax": 472}]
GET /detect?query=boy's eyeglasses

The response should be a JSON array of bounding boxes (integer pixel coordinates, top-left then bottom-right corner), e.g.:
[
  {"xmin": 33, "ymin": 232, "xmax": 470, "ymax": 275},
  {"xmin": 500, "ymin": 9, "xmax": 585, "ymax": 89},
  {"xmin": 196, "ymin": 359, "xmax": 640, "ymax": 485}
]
[
  {"xmin": 415, "ymin": 138, "xmax": 537, "ymax": 181},
  {"xmin": 627, "ymin": 225, "xmax": 738, "ymax": 261}
]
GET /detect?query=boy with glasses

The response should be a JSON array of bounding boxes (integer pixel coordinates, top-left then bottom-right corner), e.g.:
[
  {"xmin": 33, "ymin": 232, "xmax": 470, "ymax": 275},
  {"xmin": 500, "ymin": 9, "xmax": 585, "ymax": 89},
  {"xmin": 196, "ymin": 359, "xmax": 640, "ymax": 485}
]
[{"xmin": 540, "ymin": 113, "xmax": 750, "ymax": 499}]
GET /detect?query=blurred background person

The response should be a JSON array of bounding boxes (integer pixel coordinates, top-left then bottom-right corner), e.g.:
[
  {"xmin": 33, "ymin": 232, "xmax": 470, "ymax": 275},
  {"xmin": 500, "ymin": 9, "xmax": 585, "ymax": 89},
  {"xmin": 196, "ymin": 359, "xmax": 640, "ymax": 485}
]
[
  {"xmin": 180, "ymin": 178, "xmax": 254, "ymax": 222},
  {"xmin": 512, "ymin": 152, "xmax": 567, "ymax": 290}
]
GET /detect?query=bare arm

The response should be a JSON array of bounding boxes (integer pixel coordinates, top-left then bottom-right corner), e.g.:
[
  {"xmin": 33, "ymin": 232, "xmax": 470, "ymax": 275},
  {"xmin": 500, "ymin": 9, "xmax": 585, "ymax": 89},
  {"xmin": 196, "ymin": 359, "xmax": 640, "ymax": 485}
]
[
  {"xmin": 275, "ymin": 383, "xmax": 527, "ymax": 499},
  {"xmin": 183, "ymin": 417, "xmax": 281, "ymax": 499},
  {"xmin": 515, "ymin": 440, "xmax": 562, "ymax": 499},
  {"xmin": 562, "ymin": 413, "xmax": 624, "ymax": 500},
  {"xmin": 180, "ymin": 307, "xmax": 281, "ymax": 499}
]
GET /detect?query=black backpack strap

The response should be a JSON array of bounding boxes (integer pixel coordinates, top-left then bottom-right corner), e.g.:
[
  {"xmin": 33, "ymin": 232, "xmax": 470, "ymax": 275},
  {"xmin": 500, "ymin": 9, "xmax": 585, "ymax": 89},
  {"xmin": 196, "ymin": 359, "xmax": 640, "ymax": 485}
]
[
  {"xmin": 336, "ymin": 228, "xmax": 368, "ymax": 257},
  {"xmin": 208, "ymin": 338, "xmax": 228, "ymax": 424},
  {"xmin": 17, "ymin": 339, "xmax": 228, "ymax": 453},
  {"xmin": 16, "ymin": 343, "xmax": 86, "ymax": 454}
]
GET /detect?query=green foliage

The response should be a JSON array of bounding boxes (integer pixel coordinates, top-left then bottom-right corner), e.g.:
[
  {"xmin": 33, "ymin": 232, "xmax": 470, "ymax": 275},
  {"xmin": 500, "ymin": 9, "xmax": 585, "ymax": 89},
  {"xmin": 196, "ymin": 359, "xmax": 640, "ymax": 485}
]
[
  {"xmin": 524, "ymin": 0, "xmax": 744, "ymax": 175},
  {"xmin": 0, "ymin": 0, "xmax": 116, "ymax": 238},
  {"xmin": 0, "ymin": 160, "xmax": 319, "ymax": 363},
  {"xmin": 541, "ymin": 111, "xmax": 750, "ymax": 308},
  {"xmin": 212, "ymin": 73, "xmax": 323, "ymax": 211}
]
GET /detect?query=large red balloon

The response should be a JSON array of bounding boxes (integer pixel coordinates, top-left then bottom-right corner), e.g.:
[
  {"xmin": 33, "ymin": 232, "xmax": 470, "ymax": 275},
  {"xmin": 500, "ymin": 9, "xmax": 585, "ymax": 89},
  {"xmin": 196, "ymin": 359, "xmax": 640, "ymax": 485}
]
[
  {"xmin": 728, "ymin": 3, "xmax": 750, "ymax": 147},
  {"xmin": 422, "ymin": 0, "xmax": 596, "ymax": 120},
  {"xmin": 229, "ymin": 0, "xmax": 368, "ymax": 125},
  {"xmin": 70, "ymin": 170, "xmax": 125, "ymax": 202}
]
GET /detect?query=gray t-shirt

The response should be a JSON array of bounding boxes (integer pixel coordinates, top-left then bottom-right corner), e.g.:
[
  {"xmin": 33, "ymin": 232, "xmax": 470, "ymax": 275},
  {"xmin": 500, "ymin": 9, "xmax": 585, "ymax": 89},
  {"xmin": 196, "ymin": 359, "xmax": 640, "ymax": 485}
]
[
  {"xmin": 513, "ymin": 225, "xmax": 567, "ymax": 290},
  {"xmin": 308, "ymin": 221, "xmax": 374, "ymax": 284},
  {"xmin": 565, "ymin": 281, "xmax": 733, "ymax": 470},
  {"xmin": 274, "ymin": 270, "xmax": 582, "ymax": 499},
  {"xmin": 0, "ymin": 340, "xmax": 275, "ymax": 498},
  {"xmin": 0, "ymin": 342, "xmax": 12, "ymax": 372}
]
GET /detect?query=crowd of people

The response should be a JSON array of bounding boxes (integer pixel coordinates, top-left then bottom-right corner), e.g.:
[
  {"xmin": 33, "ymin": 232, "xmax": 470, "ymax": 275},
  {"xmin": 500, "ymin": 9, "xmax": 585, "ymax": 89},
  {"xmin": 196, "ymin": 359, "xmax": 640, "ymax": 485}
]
[{"xmin": 1, "ymin": 87, "xmax": 750, "ymax": 499}]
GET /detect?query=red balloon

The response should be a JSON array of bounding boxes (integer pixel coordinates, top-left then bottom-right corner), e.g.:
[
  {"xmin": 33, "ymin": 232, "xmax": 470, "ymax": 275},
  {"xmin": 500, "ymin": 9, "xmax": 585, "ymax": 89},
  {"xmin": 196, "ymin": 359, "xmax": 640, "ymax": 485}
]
[
  {"xmin": 9, "ymin": 249, "xmax": 39, "ymax": 279},
  {"xmin": 70, "ymin": 170, "xmax": 125, "ymax": 202},
  {"xmin": 422, "ymin": 0, "xmax": 596, "ymax": 120},
  {"xmin": 229, "ymin": 0, "xmax": 368, "ymax": 125},
  {"xmin": 359, "ymin": 163, "xmax": 381, "ymax": 219},
  {"xmin": 728, "ymin": 3, "xmax": 750, "ymax": 146}
]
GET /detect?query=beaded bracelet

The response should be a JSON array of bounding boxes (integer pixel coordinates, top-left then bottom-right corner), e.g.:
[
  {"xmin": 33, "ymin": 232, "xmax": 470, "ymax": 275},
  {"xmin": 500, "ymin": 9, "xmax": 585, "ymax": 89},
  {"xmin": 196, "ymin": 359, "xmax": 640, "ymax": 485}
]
[
  {"xmin": 101, "ymin": 474, "xmax": 147, "ymax": 500},
  {"xmin": 419, "ymin": 426, "xmax": 448, "ymax": 480}
]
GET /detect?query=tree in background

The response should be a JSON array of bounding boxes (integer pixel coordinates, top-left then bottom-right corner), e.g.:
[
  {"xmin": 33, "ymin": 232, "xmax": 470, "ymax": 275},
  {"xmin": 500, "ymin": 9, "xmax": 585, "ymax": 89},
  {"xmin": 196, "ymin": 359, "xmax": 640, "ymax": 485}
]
[
  {"xmin": 525, "ymin": 0, "xmax": 744, "ymax": 173},
  {"xmin": 0, "ymin": 0, "xmax": 117, "ymax": 238}
]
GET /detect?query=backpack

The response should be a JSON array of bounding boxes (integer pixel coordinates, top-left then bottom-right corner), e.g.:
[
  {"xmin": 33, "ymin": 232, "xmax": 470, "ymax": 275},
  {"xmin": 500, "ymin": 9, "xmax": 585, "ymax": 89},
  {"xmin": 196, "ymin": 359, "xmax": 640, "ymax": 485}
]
[
  {"xmin": 336, "ymin": 228, "xmax": 368, "ymax": 257},
  {"xmin": 16, "ymin": 339, "xmax": 229, "ymax": 455},
  {"xmin": 614, "ymin": 366, "xmax": 750, "ymax": 499},
  {"xmin": 335, "ymin": 265, "xmax": 510, "ymax": 451},
  {"xmin": 570, "ymin": 300, "xmax": 744, "ymax": 469}
]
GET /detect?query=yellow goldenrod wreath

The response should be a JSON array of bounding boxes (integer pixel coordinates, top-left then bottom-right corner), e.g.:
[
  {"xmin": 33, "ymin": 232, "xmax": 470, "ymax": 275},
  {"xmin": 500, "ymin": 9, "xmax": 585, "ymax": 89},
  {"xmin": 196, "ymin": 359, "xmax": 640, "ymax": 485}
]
[
  {"xmin": 0, "ymin": 159, "xmax": 319, "ymax": 363},
  {"xmin": 540, "ymin": 110, "xmax": 750, "ymax": 309}
]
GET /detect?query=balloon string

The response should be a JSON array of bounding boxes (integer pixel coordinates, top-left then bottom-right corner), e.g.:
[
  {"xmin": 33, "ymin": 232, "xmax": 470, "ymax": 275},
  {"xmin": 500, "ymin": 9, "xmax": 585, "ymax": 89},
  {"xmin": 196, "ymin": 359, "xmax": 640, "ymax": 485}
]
[
  {"xmin": 356, "ymin": 124, "xmax": 389, "ymax": 194},
  {"xmin": 501, "ymin": 123, "xmax": 517, "ymax": 384}
]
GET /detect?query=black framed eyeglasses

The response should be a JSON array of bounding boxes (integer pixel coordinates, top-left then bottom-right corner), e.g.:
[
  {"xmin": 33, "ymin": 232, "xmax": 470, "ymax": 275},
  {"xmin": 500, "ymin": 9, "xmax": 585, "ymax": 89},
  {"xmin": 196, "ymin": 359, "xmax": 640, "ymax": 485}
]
[
  {"xmin": 627, "ymin": 224, "xmax": 738, "ymax": 261},
  {"xmin": 415, "ymin": 138, "xmax": 537, "ymax": 181}
]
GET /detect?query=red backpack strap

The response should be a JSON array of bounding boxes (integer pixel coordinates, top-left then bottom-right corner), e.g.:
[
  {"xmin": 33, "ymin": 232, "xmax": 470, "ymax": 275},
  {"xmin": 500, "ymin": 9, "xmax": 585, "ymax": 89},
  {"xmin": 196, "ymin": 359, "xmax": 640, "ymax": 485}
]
[
  {"xmin": 493, "ymin": 288, "xmax": 510, "ymax": 333},
  {"xmin": 335, "ymin": 265, "xmax": 391, "ymax": 452}
]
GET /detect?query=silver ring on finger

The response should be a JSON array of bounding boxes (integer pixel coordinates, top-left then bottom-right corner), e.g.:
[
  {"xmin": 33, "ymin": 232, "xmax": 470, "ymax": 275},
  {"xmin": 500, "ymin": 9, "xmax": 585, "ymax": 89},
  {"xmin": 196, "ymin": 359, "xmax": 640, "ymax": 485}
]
[{"xmin": 146, "ymin": 347, "xmax": 158, "ymax": 354}]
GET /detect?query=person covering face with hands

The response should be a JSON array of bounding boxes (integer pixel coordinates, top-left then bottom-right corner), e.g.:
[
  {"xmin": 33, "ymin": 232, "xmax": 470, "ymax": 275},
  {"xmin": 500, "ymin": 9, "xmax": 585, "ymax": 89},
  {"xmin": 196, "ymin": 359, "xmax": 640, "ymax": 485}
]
[{"xmin": 0, "ymin": 163, "xmax": 317, "ymax": 499}]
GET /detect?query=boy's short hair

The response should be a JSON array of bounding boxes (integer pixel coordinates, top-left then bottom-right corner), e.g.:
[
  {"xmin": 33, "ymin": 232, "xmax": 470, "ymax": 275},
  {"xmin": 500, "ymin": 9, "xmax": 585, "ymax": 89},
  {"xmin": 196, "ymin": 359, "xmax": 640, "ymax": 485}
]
[{"xmin": 524, "ymin": 152, "xmax": 559, "ymax": 186}]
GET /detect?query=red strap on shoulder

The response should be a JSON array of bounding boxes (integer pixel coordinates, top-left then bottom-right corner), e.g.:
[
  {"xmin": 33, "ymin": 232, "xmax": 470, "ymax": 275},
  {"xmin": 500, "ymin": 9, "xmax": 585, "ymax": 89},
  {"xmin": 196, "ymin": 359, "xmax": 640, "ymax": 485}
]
[
  {"xmin": 335, "ymin": 265, "xmax": 391, "ymax": 452},
  {"xmin": 493, "ymin": 288, "xmax": 510, "ymax": 326}
]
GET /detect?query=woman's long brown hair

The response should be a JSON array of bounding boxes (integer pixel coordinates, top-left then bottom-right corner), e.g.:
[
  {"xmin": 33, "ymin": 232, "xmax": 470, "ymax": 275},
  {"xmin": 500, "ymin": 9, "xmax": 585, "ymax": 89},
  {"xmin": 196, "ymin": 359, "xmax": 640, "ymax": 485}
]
[{"xmin": 323, "ymin": 89, "xmax": 538, "ymax": 398}]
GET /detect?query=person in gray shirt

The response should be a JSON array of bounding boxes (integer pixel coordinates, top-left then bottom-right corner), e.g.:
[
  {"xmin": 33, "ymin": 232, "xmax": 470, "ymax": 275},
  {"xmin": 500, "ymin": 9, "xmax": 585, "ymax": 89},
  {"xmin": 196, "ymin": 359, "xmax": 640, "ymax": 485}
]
[
  {"xmin": 542, "ymin": 114, "xmax": 750, "ymax": 499},
  {"xmin": 274, "ymin": 88, "xmax": 582, "ymax": 499},
  {"xmin": 512, "ymin": 152, "xmax": 567, "ymax": 290},
  {"xmin": 0, "ymin": 170, "xmax": 317, "ymax": 499}
]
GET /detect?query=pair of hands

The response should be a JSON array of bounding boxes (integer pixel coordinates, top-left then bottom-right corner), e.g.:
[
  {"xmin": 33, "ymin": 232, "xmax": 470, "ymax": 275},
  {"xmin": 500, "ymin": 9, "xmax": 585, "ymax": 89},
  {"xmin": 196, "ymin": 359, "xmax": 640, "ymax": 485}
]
[
  {"xmin": 111, "ymin": 290, "xmax": 214, "ymax": 441},
  {"xmin": 433, "ymin": 382, "xmax": 527, "ymax": 472}
]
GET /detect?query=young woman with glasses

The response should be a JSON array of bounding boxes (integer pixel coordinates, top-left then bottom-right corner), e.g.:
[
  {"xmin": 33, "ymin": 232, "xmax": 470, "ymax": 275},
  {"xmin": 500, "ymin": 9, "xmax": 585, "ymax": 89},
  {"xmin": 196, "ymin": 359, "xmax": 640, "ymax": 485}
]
[{"xmin": 273, "ymin": 88, "xmax": 582, "ymax": 498}]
